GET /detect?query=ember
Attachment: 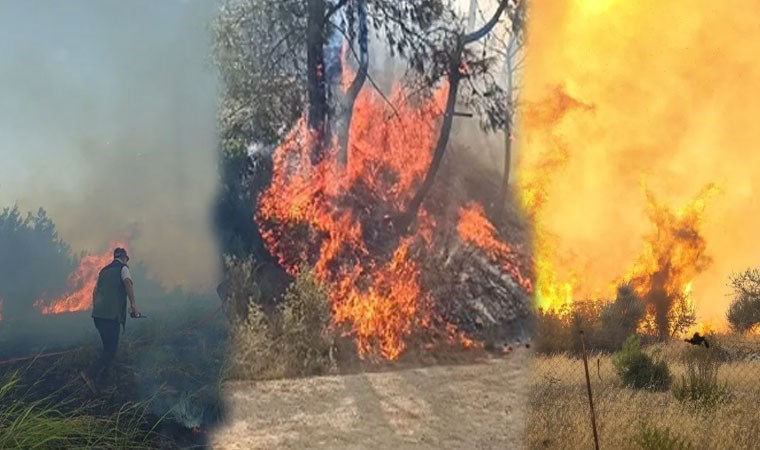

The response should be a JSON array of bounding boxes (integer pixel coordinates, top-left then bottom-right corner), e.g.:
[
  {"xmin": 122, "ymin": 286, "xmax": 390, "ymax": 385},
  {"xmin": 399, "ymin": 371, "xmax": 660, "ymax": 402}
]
[{"xmin": 35, "ymin": 242, "xmax": 127, "ymax": 315}]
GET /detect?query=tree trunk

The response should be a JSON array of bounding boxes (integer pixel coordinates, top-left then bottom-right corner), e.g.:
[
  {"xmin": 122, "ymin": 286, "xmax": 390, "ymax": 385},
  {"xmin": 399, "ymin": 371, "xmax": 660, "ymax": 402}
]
[
  {"xmin": 502, "ymin": 125, "xmax": 511, "ymax": 195},
  {"xmin": 307, "ymin": 0, "xmax": 328, "ymax": 164},
  {"xmin": 338, "ymin": 0, "xmax": 368, "ymax": 166},
  {"xmin": 401, "ymin": 43, "xmax": 464, "ymax": 231}
]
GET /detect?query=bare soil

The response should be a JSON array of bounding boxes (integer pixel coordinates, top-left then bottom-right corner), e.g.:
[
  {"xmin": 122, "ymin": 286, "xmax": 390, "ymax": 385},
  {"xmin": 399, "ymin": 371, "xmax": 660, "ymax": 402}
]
[{"xmin": 210, "ymin": 349, "xmax": 529, "ymax": 450}]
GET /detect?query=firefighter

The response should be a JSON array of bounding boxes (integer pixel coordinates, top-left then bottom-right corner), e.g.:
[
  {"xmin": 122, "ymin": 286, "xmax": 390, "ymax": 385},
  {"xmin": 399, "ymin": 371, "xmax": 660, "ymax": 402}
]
[{"xmin": 80, "ymin": 247, "xmax": 140, "ymax": 394}]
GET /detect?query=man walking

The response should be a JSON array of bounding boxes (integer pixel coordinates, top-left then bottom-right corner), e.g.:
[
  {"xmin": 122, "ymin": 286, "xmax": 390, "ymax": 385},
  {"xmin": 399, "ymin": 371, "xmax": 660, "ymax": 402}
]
[{"xmin": 80, "ymin": 247, "xmax": 140, "ymax": 394}]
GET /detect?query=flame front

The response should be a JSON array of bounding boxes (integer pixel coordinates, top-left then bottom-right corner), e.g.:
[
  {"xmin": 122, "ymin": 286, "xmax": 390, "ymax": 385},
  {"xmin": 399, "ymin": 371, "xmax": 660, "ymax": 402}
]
[
  {"xmin": 258, "ymin": 80, "xmax": 529, "ymax": 359},
  {"xmin": 35, "ymin": 243, "xmax": 126, "ymax": 315},
  {"xmin": 517, "ymin": 0, "xmax": 760, "ymax": 328}
]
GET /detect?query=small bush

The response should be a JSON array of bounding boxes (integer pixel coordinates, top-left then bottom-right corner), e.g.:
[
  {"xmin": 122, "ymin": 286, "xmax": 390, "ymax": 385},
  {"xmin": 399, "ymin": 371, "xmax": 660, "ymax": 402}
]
[
  {"xmin": 634, "ymin": 423, "xmax": 693, "ymax": 450},
  {"xmin": 229, "ymin": 267, "xmax": 336, "ymax": 380},
  {"xmin": 672, "ymin": 346, "xmax": 730, "ymax": 409},
  {"xmin": 612, "ymin": 336, "xmax": 671, "ymax": 391}
]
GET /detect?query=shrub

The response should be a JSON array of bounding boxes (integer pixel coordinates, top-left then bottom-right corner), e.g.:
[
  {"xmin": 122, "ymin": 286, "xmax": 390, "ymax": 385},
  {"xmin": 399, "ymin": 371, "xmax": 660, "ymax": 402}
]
[
  {"xmin": 666, "ymin": 294, "xmax": 697, "ymax": 337},
  {"xmin": 228, "ymin": 267, "xmax": 336, "ymax": 380},
  {"xmin": 726, "ymin": 268, "xmax": 760, "ymax": 332},
  {"xmin": 672, "ymin": 346, "xmax": 730, "ymax": 409},
  {"xmin": 534, "ymin": 307, "xmax": 573, "ymax": 354},
  {"xmin": 634, "ymin": 423, "xmax": 693, "ymax": 450},
  {"xmin": 612, "ymin": 336, "xmax": 671, "ymax": 391},
  {"xmin": 600, "ymin": 283, "xmax": 646, "ymax": 349}
]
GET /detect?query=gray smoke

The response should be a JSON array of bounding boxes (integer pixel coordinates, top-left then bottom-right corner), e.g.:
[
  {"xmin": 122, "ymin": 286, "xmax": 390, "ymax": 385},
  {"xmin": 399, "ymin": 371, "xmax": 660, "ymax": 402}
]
[{"xmin": 0, "ymin": 0, "xmax": 222, "ymax": 292}]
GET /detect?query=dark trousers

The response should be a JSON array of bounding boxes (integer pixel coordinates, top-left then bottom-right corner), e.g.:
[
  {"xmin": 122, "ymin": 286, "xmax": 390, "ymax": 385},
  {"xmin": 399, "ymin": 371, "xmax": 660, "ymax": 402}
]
[{"xmin": 88, "ymin": 318, "xmax": 120, "ymax": 385}]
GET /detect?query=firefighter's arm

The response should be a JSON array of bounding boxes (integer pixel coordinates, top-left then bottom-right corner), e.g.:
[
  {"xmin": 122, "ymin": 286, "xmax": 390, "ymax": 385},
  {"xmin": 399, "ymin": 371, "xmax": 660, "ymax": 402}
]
[{"xmin": 124, "ymin": 278, "xmax": 138, "ymax": 315}]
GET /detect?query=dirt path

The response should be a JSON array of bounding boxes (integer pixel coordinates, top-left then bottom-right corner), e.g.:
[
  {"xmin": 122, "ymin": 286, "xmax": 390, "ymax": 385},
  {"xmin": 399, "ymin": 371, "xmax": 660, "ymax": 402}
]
[{"xmin": 210, "ymin": 349, "xmax": 528, "ymax": 450}]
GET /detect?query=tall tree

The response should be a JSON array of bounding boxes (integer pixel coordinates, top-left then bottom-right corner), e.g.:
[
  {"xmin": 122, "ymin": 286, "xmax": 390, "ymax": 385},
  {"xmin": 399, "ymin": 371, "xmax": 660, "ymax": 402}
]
[{"xmin": 401, "ymin": 0, "xmax": 514, "ymax": 230}]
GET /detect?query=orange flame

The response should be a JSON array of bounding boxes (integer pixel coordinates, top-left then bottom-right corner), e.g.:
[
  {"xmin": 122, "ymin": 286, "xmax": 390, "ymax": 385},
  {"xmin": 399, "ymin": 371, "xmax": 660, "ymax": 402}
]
[
  {"xmin": 516, "ymin": 0, "xmax": 760, "ymax": 328},
  {"xmin": 457, "ymin": 203, "xmax": 533, "ymax": 293},
  {"xmin": 257, "ymin": 77, "xmax": 528, "ymax": 359},
  {"xmin": 35, "ymin": 243, "xmax": 127, "ymax": 315}
]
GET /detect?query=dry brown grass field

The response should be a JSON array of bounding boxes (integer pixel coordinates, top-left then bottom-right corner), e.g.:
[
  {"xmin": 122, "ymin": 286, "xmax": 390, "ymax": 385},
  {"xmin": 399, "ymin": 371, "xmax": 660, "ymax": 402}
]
[
  {"xmin": 528, "ymin": 336, "xmax": 760, "ymax": 450},
  {"xmin": 211, "ymin": 350, "xmax": 530, "ymax": 450}
]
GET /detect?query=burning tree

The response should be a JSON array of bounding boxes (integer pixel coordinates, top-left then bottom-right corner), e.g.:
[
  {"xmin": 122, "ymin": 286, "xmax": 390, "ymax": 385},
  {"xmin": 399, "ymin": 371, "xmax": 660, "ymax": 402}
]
[{"xmin": 213, "ymin": 0, "xmax": 533, "ymax": 361}]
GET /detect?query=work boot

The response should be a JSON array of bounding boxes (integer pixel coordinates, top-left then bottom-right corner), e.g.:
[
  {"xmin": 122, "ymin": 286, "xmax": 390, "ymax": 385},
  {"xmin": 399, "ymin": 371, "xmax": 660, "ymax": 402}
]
[{"xmin": 80, "ymin": 371, "xmax": 99, "ymax": 395}]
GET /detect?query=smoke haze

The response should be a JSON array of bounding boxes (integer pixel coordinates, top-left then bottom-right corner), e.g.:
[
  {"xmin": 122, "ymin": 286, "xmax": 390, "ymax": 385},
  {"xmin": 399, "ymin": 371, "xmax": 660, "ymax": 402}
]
[{"xmin": 0, "ymin": 0, "xmax": 221, "ymax": 291}]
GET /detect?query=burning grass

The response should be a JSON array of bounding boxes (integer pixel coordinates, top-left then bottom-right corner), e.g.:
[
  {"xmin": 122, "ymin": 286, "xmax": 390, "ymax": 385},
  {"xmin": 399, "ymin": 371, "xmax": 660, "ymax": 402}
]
[{"xmin": 528, "ymin": 335, "xmax": 760, "ymax": 449}]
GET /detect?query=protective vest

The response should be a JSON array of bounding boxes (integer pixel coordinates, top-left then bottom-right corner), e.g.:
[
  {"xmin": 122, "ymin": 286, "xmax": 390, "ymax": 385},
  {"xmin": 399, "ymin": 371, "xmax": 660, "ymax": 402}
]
[{"xmin": 91, "ymin": 260, "xmax": 128, "ymax": 325}]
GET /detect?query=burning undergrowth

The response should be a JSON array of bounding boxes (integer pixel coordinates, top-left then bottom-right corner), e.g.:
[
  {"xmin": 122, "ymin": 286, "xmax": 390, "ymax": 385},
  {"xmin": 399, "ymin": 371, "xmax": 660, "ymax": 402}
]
[{"xmin": 254, "ymin": 82, "xmax": 534, "ymax": 362}]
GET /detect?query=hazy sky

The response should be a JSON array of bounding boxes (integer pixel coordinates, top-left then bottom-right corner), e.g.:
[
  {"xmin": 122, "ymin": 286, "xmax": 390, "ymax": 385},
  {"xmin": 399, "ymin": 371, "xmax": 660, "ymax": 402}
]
[{"xmin": 0, "ymin": 0, "xmax": 222, "ymax": 291}]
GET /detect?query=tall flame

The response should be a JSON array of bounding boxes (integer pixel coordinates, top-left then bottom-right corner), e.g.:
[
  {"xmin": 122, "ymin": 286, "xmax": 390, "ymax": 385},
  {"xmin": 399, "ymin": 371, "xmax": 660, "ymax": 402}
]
[
  {"xmin": 35, "ymin": 243, "xmax": 127, "ymax": 315},
  {"xmin": 516, "ymin": 0, "xmax": 760, "ymax": 327}
]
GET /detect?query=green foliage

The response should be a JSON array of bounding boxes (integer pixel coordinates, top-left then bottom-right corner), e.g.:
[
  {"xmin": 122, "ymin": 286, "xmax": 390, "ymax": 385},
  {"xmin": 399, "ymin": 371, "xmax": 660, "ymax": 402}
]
[
  {"xmin": 612, "ymin": 336, "xmax": 671, "ymax": 391},
  {"xmin": 229, "ymin": 266, "xmax": 335, "ymax": 380},
  {"xmin": 634, "ymin": 422, "xmax": 693, "ymax": 450},
  {"xmin": 0, "ymin": 370, "xmax": 157, "ymax": 449},
  {"xmin": 726, "ymin": 268, "xmax": 760, "ymax": 333},
  {"xmin": 672, "ymin": 346, "xmax": 730, "ymax": 409},
  {"xmin": 0, "ymin": 206, "xmax": 76, "ymax": 319}
]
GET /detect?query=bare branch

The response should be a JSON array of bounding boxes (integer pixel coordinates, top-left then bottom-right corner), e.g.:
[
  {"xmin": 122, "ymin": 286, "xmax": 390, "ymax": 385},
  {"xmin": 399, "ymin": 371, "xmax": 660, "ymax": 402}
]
[{"xmin": 463, "ymin": 0, "xmax": 509, "ymax": 44}]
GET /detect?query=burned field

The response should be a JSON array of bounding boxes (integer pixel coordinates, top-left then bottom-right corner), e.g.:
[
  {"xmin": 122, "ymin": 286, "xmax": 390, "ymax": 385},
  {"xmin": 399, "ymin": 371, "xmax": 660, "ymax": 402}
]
[{"xmin": 0, "ymin": 299, "xmax": 229, "ymax": 449}]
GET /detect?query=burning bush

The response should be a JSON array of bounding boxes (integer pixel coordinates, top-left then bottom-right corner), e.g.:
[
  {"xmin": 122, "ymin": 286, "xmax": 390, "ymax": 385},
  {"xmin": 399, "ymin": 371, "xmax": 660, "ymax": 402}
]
[
  {"xmin": 229, "ymin": 266, "xmax": 335, "ymax": 380},
  {"xmin": 726, "ymin": 268, "xmax": 760, "ymax": 333}
]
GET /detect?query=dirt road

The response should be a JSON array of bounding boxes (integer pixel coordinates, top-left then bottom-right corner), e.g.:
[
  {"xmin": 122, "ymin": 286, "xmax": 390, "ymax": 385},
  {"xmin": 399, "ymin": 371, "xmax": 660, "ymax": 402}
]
[{"xmin": 210, "ymin": 349, "xmax": 529, "ymax": 450}]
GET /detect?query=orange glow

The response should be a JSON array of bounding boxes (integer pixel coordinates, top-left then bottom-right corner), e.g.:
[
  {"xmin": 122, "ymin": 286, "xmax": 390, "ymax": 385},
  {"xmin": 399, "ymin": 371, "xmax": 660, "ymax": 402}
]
[
  {"xmin": 35, "ymin": 243, "xmax": 127, "ymax": 315},
  {"xmin": 517, "ymin": 0, "xmax": 760, "ymax": 327}
]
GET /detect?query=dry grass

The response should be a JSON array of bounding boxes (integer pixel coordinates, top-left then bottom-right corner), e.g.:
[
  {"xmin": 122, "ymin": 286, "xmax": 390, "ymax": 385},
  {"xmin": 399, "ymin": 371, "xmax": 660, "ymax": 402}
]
[
  {"xmin": 227, "ymin": 267, "xmax": 337, "ymax": 380},
  {"xmin": 528, "ymin": 337, "xmax": 760, "ymax": 449}
]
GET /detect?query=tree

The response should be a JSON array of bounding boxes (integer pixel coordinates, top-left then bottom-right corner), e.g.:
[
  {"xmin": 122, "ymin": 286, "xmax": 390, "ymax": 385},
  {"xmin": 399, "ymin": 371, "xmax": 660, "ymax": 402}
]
[
  {"xmin": 401, "ymin": 0, "xmax": 515, "ymax": 231},
  {"xmin": 211, "ymin": 0, "xmax": 517, "ymax": 261},
  {"xmin": 0, "ymin": 206, "xmax": 76, "ymax": 319},
  {"xmin": 727, "ymin": 268, "xmax": 760, "ymax": 333}
]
